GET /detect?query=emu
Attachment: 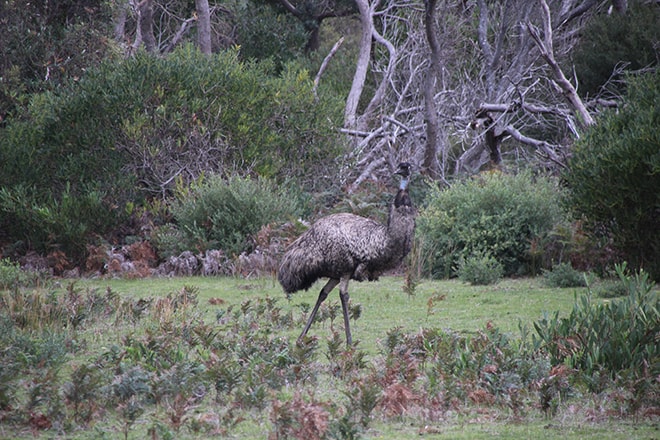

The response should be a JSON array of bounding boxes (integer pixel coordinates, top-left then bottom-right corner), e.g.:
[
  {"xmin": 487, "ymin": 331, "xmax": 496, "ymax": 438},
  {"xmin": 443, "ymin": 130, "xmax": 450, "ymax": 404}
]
[{"xmin": 278, "ymin": 162, "xmax": 416, "ymax": 345}]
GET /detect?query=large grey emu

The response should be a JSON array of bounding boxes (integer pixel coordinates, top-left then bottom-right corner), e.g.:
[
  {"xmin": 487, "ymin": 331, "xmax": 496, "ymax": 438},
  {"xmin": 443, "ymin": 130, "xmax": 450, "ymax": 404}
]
[{"xmin": 278, "ymin": 162, "xmax": 416, "ymax": 345}]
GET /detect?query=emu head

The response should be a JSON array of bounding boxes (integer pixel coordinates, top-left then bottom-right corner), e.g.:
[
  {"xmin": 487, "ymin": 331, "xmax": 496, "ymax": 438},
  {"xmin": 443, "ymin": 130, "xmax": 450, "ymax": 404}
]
[
  {"xmin": 395, "ymin": 162, "xmax": 412, "ymax": 179},
  {"xmin": 393, "ymin": 162, "xmax": 413, "ymax": 208}
]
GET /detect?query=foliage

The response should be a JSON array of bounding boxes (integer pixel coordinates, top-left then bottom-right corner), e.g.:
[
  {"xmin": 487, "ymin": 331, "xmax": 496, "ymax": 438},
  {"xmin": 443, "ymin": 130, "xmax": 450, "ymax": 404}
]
[
  {"xmin": 572, "ymin": 0, "xmax": 660, "ymax": 97},
  {"xmin": 591, "ymin": 278, "xmax": 629, "ymax": 299},
  {"xmin": 0, "ymin": 184, "xmax": 122, "ymax": 266},
  {"xmin": 0, "ymin": 259, "xmax": 50, "ymax": 291},
  {"xmin": 418, "ymin": 171, "xmax": 566, "ymax": 278},
  {"xmin": 542, "ymin": 262, "xmax": 588, "ymax": 288},
  {"xmin": 456, "ymin": 251, "xmax": 503, "ymax": 285},
  {"xmin": 534, "ymin": 264, "xmax": 659, "ymax": 394},
  {"xmin": 0, "ymin": 46, "xmax": 343, "ymax": 263},
  {"xmin": 0, "ymin": 0, "xmax": 113, "ymax": 120},
  {"xmin": 236, "ymin": 1, "xmax": 307, "ymax": 68},
  {"xmin": 0, "ymin": 276, "xmax": 657, "ymax": 437},
  {"xmin": 169, "ymin": 175, "xmax": 304, "ymax": 257},
  {"xmin": 564, "ymin": 70, "xmax": 660, "ymax": 281}
]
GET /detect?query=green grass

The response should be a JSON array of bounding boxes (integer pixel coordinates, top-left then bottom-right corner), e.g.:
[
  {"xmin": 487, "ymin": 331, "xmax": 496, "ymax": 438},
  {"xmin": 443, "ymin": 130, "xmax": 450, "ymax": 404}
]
[
  {"xmin": 75, "ymin": 276, "xmax": 581, "ymax": 352},
  {"xmin": 1, "ymin": 276, "xmax": 656, "ymax": 439}
]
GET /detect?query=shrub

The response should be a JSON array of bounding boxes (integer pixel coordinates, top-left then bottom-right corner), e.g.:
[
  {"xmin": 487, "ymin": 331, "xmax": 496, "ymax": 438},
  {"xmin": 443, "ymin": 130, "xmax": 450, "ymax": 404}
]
[
  {"xmin": 534, "ymin": 263, "xmax": 659, "ymax": 390},
  {"xmin": 456, "ymin": 251, "xmax": 503, "ymax": 285},
  {"xmin": 0, "ymin": 46, "xmax": 343, "ymax": 264},
  {"xmin": 572, "ymin": 0, "xmax": 660, "ymax": 97},
  {"xmin": 542, "ymin": 262, "xmax": 588, "ymax": 288},
  {"xmin": 564, "ymin": 70, "xmax": 660, "ymax": 281},
  {"xmin": 0, "ymin": 185, "xmax": 122, "ymax": 266},
  {"xmin": 592, "ymin": 279, "xmax": 628, "ymax": 299},
  {"xmin": 418, "ymin": 171, "xmax": 566, "ymax": 278},
  {"xmin": 171, "ymin": 175, "xmax": 304, "ymax": 256},
  {"xmin": 0, "ymin": 258, "xmax": 50, "ymax": 290}
]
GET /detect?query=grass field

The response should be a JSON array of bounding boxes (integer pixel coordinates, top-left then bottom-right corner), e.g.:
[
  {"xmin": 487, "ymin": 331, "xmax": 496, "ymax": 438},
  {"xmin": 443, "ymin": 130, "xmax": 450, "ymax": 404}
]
[
  {"xmin": 76, "ymin": 276, "xmax": 580, "ymax": 347},
  {"xmin": 1, "ymin": 275, "xmax": 657, "ymax": 439}
]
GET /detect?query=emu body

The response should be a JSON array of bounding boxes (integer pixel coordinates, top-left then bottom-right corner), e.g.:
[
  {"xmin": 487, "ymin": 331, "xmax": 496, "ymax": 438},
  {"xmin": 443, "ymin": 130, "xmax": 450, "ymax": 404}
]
[{"xmin": 278, "ymin": 163, "xmax": 415, "ymax": 345}]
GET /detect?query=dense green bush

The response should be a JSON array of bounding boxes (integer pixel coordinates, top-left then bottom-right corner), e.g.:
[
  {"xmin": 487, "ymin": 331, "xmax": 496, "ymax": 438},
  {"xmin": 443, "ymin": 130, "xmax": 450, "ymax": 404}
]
[
  {"xmin": 0, "ymin": 46, "xmax": 343, "ymax": 263},
  {"xmin": 0, "ymin": 185, "xmax": 122, "ymax": 265},
  {"xmin": 418, "ymin": 171, "xmax": 566, "ymax": 278},
  {"xmin": 572, "ymin": 0, "xmax": 659, "ymax": 97},
  {"xmin": 235, "ymin": 1, "xmax": 307, "ymax": 68},
  {"xmin": 1, "ymin": 46, "xmax": 343, "ymax": 198},
  {"xmin": 534, "ymin": 264, "xmax": 658, "ymax": 391},
  {"xmin": 169, "ymin": 175, "xmax": 305, "ymax": 257},
  {"xmin": 456, "ymin": 251, "xmax": 503, "ymax": 285},
  {"xmin": 542, "ymin": 262, "xmax": 588, "ymax": 288},
  {"xmin": 564, "ymin": 71, "xmax": 660, "ymax": 281},
  {"xmin": 0, "ymin": 0, "xmax": 113, "ymax": 120}
]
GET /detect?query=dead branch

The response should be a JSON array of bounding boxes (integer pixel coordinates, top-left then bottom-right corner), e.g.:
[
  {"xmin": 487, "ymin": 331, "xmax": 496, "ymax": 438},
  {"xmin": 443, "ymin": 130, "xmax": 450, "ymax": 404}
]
[
  {"xmin": 313, "ymin": 37, "xmax": 345, "ymax": 99},
  {"xmin": 527, "ymin": 0, "xmax": 594, "ymax": 127}
]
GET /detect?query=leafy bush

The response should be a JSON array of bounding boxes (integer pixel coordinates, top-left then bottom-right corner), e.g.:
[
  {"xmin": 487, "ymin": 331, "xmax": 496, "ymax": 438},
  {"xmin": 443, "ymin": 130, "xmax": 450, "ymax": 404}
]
[
  {"xmin": 534, "ymin": 264, "xmax": 659, "ymax": 390},
  {"xmin": 456, "ymin": 251, "xmax": 503, "ymax": 285},
  {"xmin": 0, "ymin": 0, "xmax": 112, "ymax": 119},
  {"xmin": 418, "ymin": 171, "xmax": 566, "ymax": 278},
  {"xmin": 592, "ymin": 279, "xmax": 628, "ymax": 299},
  {"xmin": 572, "ymin": 0, "xmax": 660, "ymax": 97},
  {"xmin": 235, "ymin": 1, "xmax": 307, "ymax": 69},
  {"xmin": 564, "ymin": 71, "xmax": 660, "ymax": 281},
  {"xmin": 170, "ymin": 175, "xmax": 304, "ymax": 256},
  {"xmin": 0, "ymin": 259, "xmax": 48, "ymax": 290},
  {"xmin": 0, "ymin": 46, "xmax": 343, "ymax": 264},
  {"xmin": 542, "ymin": 262, "xmax": 588, "ymax": 288},
  {"xmin": 0, "ymin": 185, "xmax": 122, "ymax": 266}
]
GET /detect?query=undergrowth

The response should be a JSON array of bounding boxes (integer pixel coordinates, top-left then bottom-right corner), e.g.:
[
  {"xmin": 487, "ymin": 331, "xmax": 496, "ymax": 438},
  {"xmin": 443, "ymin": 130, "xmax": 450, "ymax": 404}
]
[{"xmin": 0, "ymin": 266, "xmax": 657, "ymax": 439}]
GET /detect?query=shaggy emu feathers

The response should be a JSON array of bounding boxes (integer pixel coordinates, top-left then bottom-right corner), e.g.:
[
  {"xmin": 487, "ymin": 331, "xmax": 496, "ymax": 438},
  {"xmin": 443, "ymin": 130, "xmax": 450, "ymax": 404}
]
[{"xmin": 277, "ymin": 162, "xmax": 415, "ymax": 345}]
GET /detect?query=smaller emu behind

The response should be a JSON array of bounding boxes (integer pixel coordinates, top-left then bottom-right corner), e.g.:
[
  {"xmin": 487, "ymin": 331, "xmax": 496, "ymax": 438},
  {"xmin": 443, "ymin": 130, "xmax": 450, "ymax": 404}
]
[{"xmin": 278, "ymin": 162, "xmax": 416, "ymax": 345}]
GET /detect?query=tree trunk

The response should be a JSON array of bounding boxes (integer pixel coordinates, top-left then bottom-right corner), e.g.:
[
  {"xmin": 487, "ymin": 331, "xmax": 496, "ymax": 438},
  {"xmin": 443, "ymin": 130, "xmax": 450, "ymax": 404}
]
[
  {"xmin": 114, "ymin": 0, "xmax": 129, "ymax": 43},
  {"xmin": 344, "ymin": 0, "xmax": 373, "ymax": 130},
  {"xmin": 196, "ymin": 0, "xmax": 212, "ymax": 54},
  {"xmin": 422, "ymin": 0, "xmax": 441, "ymax": 180},
  {"xmin": 139, "ymin": 0, "xmax": 156, "ymax": 53}
]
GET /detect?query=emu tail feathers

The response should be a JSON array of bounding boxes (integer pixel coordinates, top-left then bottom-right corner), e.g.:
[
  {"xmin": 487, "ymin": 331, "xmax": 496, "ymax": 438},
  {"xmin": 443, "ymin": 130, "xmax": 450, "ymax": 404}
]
[{"xmin": 277, "ymin": 242, "xmax": 323, "ymax": 294}]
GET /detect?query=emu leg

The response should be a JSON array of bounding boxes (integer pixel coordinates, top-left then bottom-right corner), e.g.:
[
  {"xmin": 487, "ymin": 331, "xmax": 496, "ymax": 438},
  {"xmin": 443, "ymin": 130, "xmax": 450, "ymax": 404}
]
[
  {"xmin": 298, "ymin": 278, "xmax": 339, "ymax": 343},
  {"xmin": 338, "ymin": 276, "xmax": 352, "ymax": 346}
]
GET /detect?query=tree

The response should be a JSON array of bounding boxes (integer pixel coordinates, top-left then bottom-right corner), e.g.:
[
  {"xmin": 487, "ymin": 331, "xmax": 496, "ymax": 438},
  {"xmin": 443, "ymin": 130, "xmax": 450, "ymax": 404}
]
[
  {"xmin": 265, "ymin": 0, "xmax": 358, "ymax": 52},
  {"xmin": 564, "ymin": 70, "xmax": 660, "ymax": 280},
  {"xmin": 572, "ymin": 0, "xmax": 660, "ymax": 97},
  {"xmin": 112, "ymin": 0, "xmax": 234, "ymax": 56},
  {"xmin": 0, "ymin": 0, "xmax": 113, "ymax": 121},
  {"xmin": 196, "ymin": 0, "xmax": 212, "ymax": 54},
  {"xmin": 338, "ymin": 0, "xmax": 641, "ymax": 185}
]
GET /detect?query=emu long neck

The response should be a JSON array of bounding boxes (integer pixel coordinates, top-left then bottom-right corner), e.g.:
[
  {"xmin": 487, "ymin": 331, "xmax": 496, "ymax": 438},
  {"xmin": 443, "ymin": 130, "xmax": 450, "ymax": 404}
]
[{"xmin": 386, "ymin": 174, "xmax": 415, "ymax": 262}]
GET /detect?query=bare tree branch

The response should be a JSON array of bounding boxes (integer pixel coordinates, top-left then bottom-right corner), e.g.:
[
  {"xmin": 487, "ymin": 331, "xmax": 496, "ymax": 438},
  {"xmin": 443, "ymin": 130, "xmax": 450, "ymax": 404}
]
[
  {"xmin": 344, "ymin": 0, "xmax": 373, "ymax": 130},
  {"xmin": 422, "ymin": 0, "xmax": 442, "ymax": 179},
  {"xmin": 313, "ymin": 37, "xmax": 345, "ymax": 99},
  {"xmin": 527, "ymin": 0, "xmax": 594, "ymax": 127}
]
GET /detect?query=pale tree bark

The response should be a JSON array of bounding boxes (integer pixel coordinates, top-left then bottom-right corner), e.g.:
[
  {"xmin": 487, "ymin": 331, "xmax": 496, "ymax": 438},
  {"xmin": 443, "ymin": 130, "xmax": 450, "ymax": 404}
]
[
  {"xmin": 338, "ymin": 0, "xmax": 621, "ymax": 186},
  {"xmin": 196, "ymin": 0, "xmax": 212, "ymax": 54},
  {"xmin": 139, "ymin": 0, "xmax": 156, "ymax": 53},
  {"xmin": 527, "ymin": 0, "xmax": 594, "ymax": 127},
  {"xmin": 344, "ymin": 0, "xmax": 374, "ymax": 130},
  {"xmin": 422, "ymin": 0, "xmax": 442, "ymax": 180},
  {"xmin": 114, "ymin": 0, "xmax": 130, "ymax": 43},
  {"xmin": 313, "ymin": 37, "xmax": 345, "ymax": 99},
  {"xmin": 343, "ymin": 0, "xmax": 399, "ymax": 132}
]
